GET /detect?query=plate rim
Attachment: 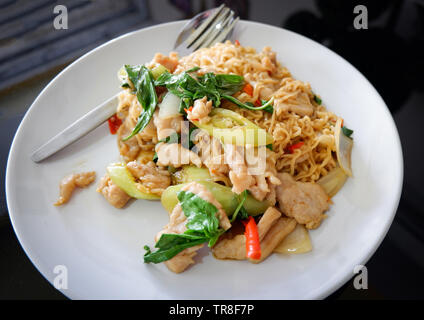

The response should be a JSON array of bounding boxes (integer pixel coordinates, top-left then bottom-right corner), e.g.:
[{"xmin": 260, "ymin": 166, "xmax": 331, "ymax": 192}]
[{"xmin": 5, "ymin": 19, "xmax": 404, "ymax": 300}]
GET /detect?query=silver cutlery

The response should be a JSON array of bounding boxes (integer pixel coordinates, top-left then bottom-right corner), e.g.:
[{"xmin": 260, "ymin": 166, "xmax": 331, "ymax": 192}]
[{"xmin": 31, "ymin": 5, "xmax": 239, "ymax": 163}]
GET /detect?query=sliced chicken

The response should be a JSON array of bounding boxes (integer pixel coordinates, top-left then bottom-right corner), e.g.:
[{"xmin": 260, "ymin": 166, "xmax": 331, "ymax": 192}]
[
  {"xmin": 193, "ymin": 131, "xmax": 229, "ymax": 182},
  {"xmin": 54, "ymin": 172, "xmax": 96, "ymax": 206},
  {"xmin": 257, "ymin": 207, "xmax": 281, "ymax": 241},
  {"xmin": 249, "ymin": 216, "xmax": 297, "ymax": 263},
  {"xmin": 224, "ymin": 144, "xmax": 280, "ymax": 201},
  {"xmin": 126, "ymin": 161, "xmax": 170, "ymax": 195},
  {"xmin": 156, "ymin": 182, "xmax": 231, "ymax": 273},
  {"xmin": 212, "ymin": 234, "xmax": 246, "ymax": 260},
  {"xmin": 155, "ymin": 142, "xmax": 202, "ymax": 168},
  {"xmin": 96, "ymin": 174, "xmax": 131, "ymax": 209},
  {"xmin": 224, "ymin": 144, "xmax": 256, "ymax": 194},
  {"xmin": 276, "ymin": 172, "xmax": 329, "ymax": 229},
  {"xmin": 187, "ymin": 96, "xmax": 212, "ymax": 124},
  {"xmin": 153, "ymin": 109, "xmax": 183, "ymax": 141}
]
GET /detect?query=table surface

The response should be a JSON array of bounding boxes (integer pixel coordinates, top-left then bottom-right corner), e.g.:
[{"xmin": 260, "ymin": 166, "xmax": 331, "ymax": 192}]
[{"xmin": 1, "ymin": 0, "xmax": 423, "ymax": 300}]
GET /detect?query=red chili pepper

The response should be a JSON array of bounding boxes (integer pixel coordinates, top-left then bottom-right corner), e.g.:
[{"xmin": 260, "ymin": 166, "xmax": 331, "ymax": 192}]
[
  {"xmin": 287, "ymin": 141, "xmax": 304, "ymax": 154},
  {"xmin": 243, "ymin": 216, "xmax": 261, "ymax": 260},
  {"xmin": 235, "ymin": 40, "xmax": 240, "ymax": 46},
  {"xmin": 108, "ymin": 114, "xmax": 122, "ymax": 135},
  {"xmin": 254, "ymin": 99, "xmax": 262, "ymax": 107},
  {"xmin": 243, "ymin": 83, "xmax": 254, "ymax": 96}
]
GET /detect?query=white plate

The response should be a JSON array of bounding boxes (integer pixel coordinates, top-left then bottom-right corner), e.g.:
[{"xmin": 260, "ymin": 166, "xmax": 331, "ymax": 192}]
[{"xmin": 6, "ymin": 21, "xmax": 403, "ymax": 299}]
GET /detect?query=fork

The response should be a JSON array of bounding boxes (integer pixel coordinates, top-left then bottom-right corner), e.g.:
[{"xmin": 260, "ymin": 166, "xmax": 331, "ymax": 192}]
[{"xmin": 30, "ymin": 5, "xmax": 239, "ymax": 163}]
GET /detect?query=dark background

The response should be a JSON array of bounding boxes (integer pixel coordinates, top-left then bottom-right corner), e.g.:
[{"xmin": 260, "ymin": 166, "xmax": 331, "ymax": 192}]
[{"xmin": 0, "ymin": 0, "xmax": 423, "ymax": 299}]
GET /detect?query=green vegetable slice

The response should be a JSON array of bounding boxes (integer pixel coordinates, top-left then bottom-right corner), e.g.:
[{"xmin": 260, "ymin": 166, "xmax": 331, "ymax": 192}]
[
  {"xmin": 191, "ymin": 108, "xmax": 273, "ymax": 146},
  {"xmin": 106, "ymin": 163, "xmax": 160, "ymax": 200},
  {"xmin": 161, "ymin": 181, "xmax": 269, "ymax": 216}
]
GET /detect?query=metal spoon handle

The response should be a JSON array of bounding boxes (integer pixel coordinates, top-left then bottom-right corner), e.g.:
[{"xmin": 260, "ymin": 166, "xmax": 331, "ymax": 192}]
[{"xmin": 31, "ymin": 93, "xmax": 119, "ymax": 163}]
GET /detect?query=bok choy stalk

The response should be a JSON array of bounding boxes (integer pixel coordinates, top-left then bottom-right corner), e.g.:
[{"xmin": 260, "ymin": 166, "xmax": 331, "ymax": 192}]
[
  {"xmin": 107, "ymin": 163, "xmax": 160, "ymax": 200},
  {"xmin": 190, "ymin": 108, "xmax": 273, "ymax": 146},
  {"xmin": 161, "ymin": 181, "xmax": 269, "ymax": 216}
]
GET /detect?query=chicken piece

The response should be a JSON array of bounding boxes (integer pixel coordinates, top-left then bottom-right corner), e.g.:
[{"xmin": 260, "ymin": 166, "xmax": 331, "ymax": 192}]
[
  {"xmin": 274, "ymin": 91, "xmax": 314, "ymax": 117},
  {"xmin": 96, "ymin": 174, "xmax": 131, "ymax": 209},
  {"xmin": 276, "ymin": 173, "xmax": 329, "ymax": 229},
  {"xmin": 164, "ymin": 245, "xmax": 205, "ymax": 273},
  {"xmin": 156, "ymin": 182, "xmax": 231, "ymax": 273},
  {"xmin": 193, "ymin": 132, "xmax": 229, "ymax": 181},
  {"xmin": 153, "ymin": 110, "xmax": 183, "ymax": 141},
  {"xmin": 186, "ymin": 96, "xmax": 212, "ymax": 124},
  {"xmin": 213, "ymin": 234, "xmax": 246, "ymax": 260},
  {"xmin": 224, "ymin": 144, "xmax": 256, "ymax": 194},
  {"xmin": 249, "ymin": 217, "xmax": 297, "ymax": 263},
  {"xmin": 257, "ymin": 207, "xmax": 281, "ymax": 241},
  {"xmin": 54, "ymin": 172, "xmax": 96, "ymax": 206},
  {"xmin": 151, "ymin": 52, "xmax": 179, "ymax": 73},
  {"xmin": 225, "ymin": 144, "xmax": 280, "ymax": 201},
  {"xmin": 155, "ymin": 142, "xmax": 202, "ymax": 168},
  {"xmin": 126, "ymin": 161, "xmax": 170, "ymax": 195}
]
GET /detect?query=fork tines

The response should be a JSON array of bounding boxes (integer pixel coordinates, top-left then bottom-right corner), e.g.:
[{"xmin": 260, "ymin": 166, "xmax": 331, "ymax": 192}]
[{"xmin": 184, "ymin": 5, "xmax": 239, "ymax": 51}]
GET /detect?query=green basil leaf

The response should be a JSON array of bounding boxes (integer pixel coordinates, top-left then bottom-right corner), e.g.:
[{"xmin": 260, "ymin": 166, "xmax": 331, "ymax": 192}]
[
  {"xmin": 143, "ymin": 234, "xmax": 207, "ymax": 263},
  {"xmin": 177, "ymin": 191, "xmax": 222, "ymax": 239},
  {"xmin": 122, "ymin": 65, "xmax": 158, "ymax": 141},
  {"xmin": 222, "ymin": 95, "xmax": 274, "ymax": 113},
  {"xmin": 230, "ymin": 190, "xmax": 248, "ymax": 222}
]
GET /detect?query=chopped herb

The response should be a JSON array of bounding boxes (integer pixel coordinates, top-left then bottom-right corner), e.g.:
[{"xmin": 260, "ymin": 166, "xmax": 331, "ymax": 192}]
[
  {"xmin": 155, "ymin": 70, "xmax": 245, "ymax": 110},
  {"xmin": 313, "ymin": 95, "xmax": 322, "ymax": 105},
  {"xmin": 122, "ymin": 65, "xmax": 158, "ymax": 141},
  {"xmin": 152, "ymin": 153, "xmax": 158, "ymax": 163},
  {"xmin": 342, "ymin": 126, "xmax": 354, "ymax": 138},
  {"xmin": 266, "ymin": 143, "xmax": 273, "ymax": 151},
  {"xmin": 230, "ymin": 190, "xmax": 248, "ymax": 222}
]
